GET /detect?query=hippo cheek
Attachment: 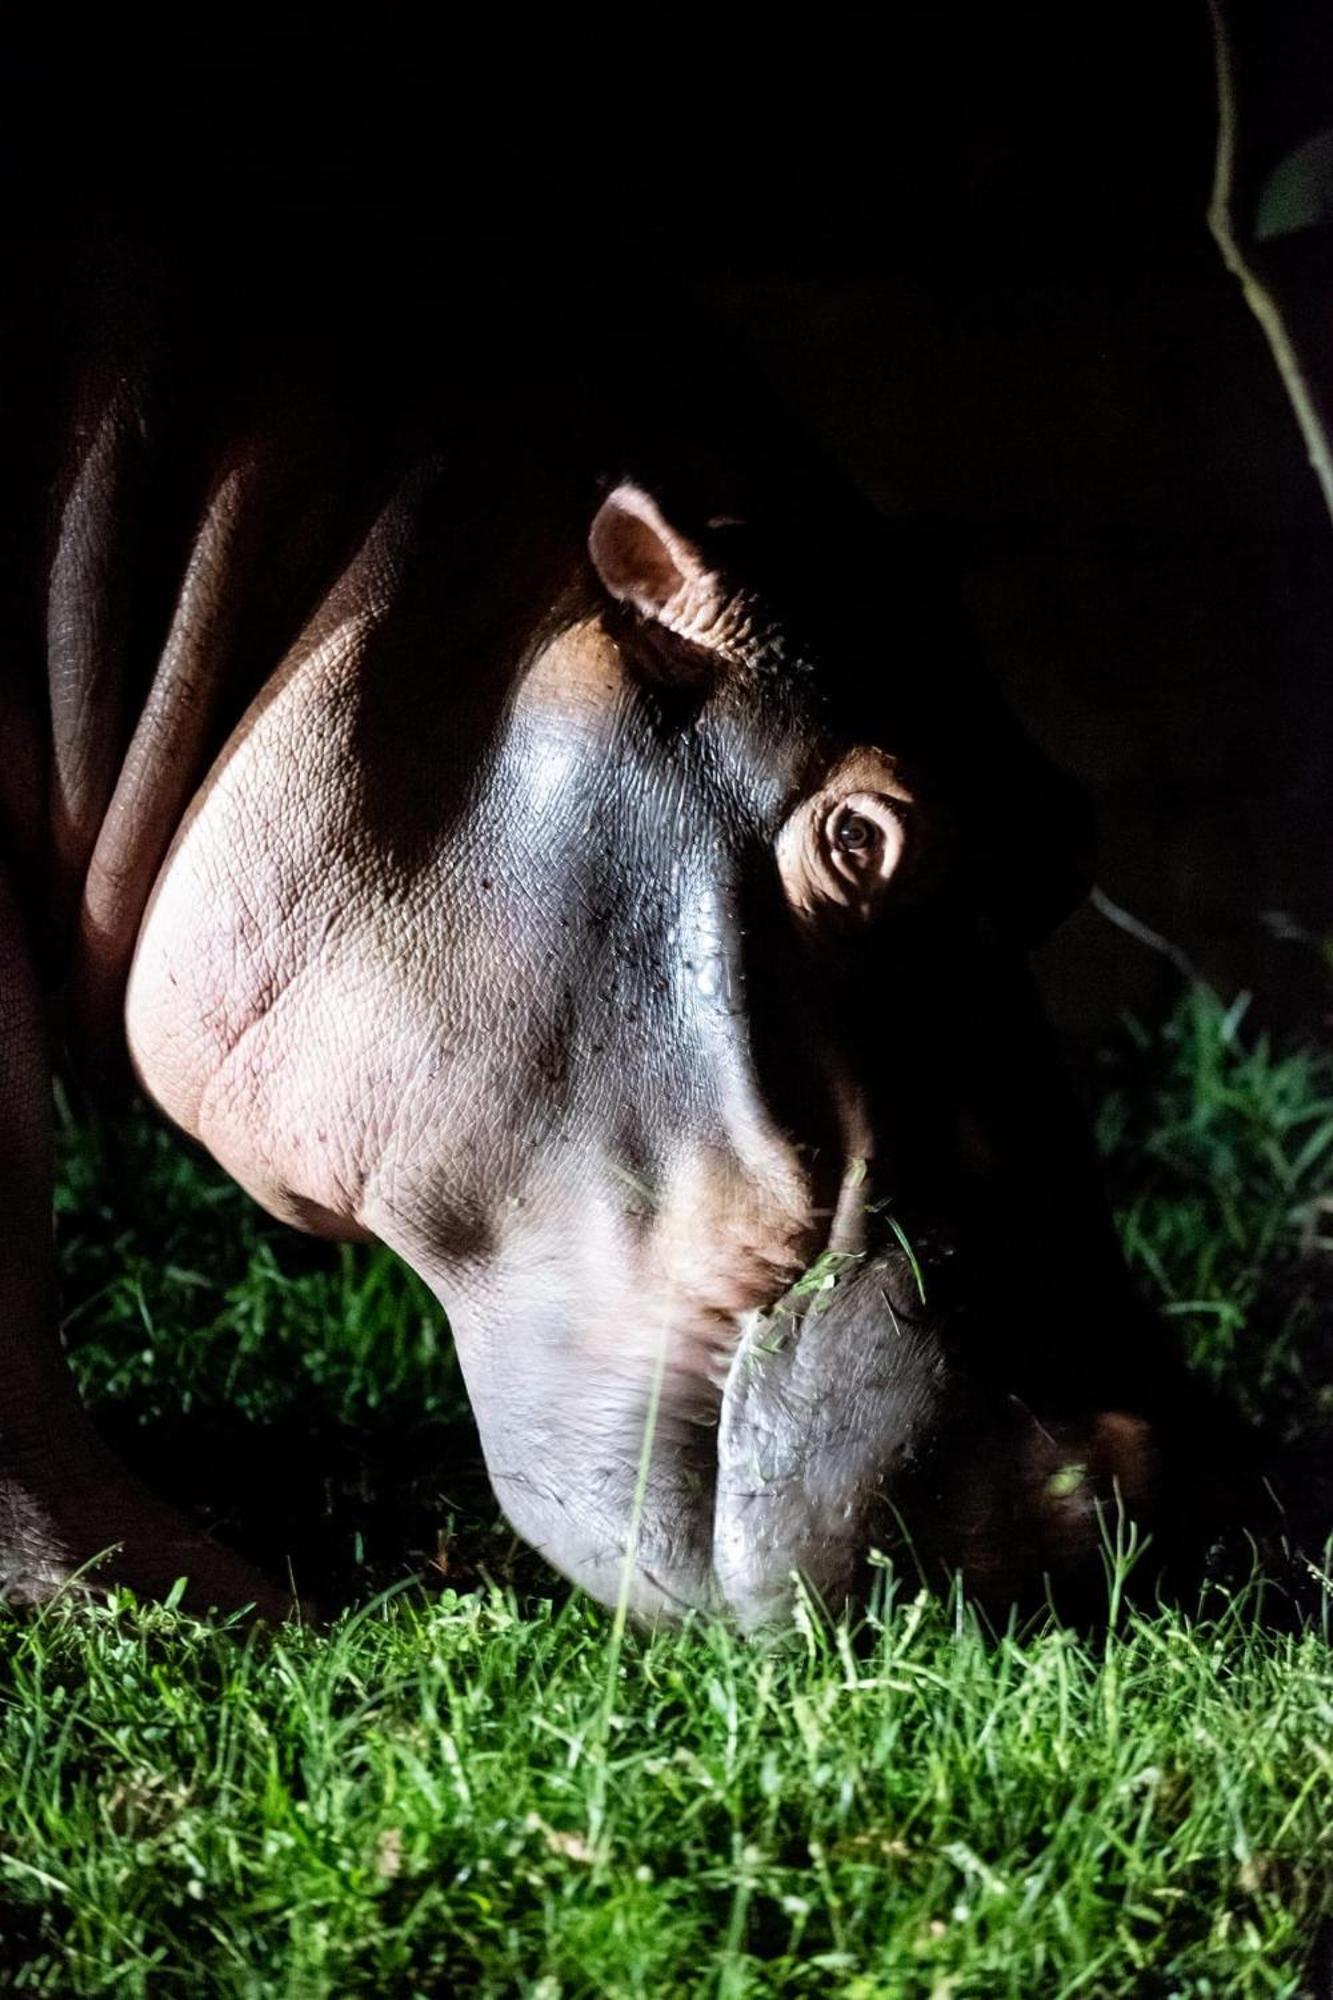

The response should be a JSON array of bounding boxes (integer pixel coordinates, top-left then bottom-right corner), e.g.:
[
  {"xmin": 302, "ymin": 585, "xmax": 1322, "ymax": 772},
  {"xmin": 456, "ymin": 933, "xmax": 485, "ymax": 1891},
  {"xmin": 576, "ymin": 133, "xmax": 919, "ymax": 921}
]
[{"xmin": 437, "ymin": 1285, "xmax": 727, "ymax": 1623}]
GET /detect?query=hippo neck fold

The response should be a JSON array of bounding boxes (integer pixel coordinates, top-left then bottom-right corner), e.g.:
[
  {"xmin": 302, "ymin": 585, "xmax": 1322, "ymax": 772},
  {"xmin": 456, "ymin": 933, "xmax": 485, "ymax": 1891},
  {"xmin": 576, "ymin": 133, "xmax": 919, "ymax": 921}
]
[
  {"xmin": 18, "ymin": 323, "xmax": 563, "ymax": 1056},
  {"xmin": 56, "ymin": 430, "xmax": 397, "ymax": 1054}
]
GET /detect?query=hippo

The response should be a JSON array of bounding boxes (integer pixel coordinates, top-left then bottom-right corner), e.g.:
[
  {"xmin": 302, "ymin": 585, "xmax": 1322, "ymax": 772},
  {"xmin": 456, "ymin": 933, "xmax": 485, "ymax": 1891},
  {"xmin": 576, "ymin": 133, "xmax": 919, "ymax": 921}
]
[{"xmin": 0, "ymin": 227, "xmax": 1182, "ymax": 1628}]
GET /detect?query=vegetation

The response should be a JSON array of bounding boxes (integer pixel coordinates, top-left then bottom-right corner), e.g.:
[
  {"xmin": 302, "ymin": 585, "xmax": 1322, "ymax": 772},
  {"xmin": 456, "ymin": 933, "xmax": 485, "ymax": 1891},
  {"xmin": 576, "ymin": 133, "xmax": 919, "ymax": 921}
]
[
  {"xmin": 1096, "ymin": 986, "xmax": 1333, "ymax": 1432},
  {"xmin": 0, "ymin": 984, "xmax": 1329, "ymax": 1995}
]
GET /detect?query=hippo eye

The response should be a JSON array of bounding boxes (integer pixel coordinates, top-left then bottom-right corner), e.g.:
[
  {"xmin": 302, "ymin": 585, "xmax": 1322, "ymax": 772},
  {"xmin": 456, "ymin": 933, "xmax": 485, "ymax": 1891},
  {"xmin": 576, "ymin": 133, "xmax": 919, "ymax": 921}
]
[
  {"xmin": 832, "ymin": 811, "xmax": 877, "ymax": 855},
  {"xmin": 822, "ymin": 794, "xmax": 904, "ymax": 898},
  {"xmin": 777, "ymin": 780, "xmax": 908, "ymax": 922}
]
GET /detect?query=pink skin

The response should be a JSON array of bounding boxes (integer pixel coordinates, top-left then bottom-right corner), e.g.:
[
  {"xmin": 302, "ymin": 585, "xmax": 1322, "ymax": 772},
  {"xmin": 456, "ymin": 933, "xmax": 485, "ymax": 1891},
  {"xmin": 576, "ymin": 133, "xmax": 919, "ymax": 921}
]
[
  {"xmin": 0, "ymin": 234, "xmax": 1161, "ymax": 1626},
  {"xmin": 118, "ymin": 479, "xmax": 1151, "ymax": 1623}
]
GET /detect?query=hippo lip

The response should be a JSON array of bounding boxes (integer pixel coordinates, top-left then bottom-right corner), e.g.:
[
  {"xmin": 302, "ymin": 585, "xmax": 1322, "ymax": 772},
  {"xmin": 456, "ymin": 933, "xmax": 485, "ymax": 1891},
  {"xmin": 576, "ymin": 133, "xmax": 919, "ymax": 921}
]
[
  {"xmin": 455, "ymin": 1185, "xmax": 1135, "ymax": 1629},
  {"xmin": 710, "ymin": 1246, "xmax": 935, "ymax": 1627}
]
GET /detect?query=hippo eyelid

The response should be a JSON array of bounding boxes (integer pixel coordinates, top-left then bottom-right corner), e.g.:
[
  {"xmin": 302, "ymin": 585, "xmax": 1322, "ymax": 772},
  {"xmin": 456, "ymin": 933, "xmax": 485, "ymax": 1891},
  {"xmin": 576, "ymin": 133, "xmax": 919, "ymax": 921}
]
[{"xmin": 775, "ymin": 775, "xmax": 910, "ymax": 922}]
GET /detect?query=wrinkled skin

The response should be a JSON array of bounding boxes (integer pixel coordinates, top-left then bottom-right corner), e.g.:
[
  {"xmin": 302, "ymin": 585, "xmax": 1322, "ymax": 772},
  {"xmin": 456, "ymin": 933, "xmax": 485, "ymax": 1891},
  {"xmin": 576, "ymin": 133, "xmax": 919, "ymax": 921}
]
[
  {"xmin": 1, "ymin": 247, "xmax": 1179, "ymax": 1626},
  {"xmin": 122, "ymin": 476, "xmax": 1155, "ymax": 1625}
]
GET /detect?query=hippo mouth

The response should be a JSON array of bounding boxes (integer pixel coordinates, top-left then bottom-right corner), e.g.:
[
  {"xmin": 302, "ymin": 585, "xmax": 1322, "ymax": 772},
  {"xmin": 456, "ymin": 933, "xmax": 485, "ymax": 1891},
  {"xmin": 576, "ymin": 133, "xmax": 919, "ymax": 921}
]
[
  {"xmin": 436, "ymin": 962, "xmax": 1163, "ymax": 1629},
  {"xmin": 461, "ymin": 1224, "xmax": 1158, "ymax": 1631},
  {"xmin": 712, "ymin": 1243, "xmax": 947, "ymax": 1626},
  {"xmin": 710, "ymin": 1243, "xmax": 1155, "ymax": 1629}
]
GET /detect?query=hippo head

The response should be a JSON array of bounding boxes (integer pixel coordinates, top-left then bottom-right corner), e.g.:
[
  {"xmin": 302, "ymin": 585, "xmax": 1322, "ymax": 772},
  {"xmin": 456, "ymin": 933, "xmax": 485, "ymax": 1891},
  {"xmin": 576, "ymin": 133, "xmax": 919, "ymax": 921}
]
[{"xmin": 127, "ymin": 466, "xmax": 1157, "ymax": 1625}]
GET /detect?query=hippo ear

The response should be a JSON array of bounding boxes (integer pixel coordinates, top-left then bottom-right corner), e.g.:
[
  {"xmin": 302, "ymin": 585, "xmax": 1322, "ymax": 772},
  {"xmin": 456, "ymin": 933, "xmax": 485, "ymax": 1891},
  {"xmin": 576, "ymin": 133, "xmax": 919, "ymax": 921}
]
[{"xmin": 588, "ymin": 482, "xmax": 729, "ymax": 645}]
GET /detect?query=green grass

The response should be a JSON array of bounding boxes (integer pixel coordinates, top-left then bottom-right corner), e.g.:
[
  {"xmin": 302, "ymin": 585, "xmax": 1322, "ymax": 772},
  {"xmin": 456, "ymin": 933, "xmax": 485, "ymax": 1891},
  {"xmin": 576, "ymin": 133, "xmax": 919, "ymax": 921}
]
[
  {"xmin": 0, "ymin": 984, "xmax": 1330, "ymax": 1995},
  {"xmin": 1096, "ymin": 988, "xmax": 1333, "ymax": 1431}
]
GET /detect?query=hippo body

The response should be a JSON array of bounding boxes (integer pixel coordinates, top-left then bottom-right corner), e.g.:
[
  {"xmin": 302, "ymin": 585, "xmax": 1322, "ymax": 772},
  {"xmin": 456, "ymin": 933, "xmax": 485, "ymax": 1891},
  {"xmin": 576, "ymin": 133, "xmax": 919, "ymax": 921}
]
[{"xmin": 0, "ymin": 228, "xmax": 1174, "ymax": 1626}]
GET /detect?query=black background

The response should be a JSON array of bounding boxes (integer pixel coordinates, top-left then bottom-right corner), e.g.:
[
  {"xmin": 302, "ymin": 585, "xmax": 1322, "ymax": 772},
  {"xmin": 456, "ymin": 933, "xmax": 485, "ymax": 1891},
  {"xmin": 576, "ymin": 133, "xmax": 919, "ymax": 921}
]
[{"xmin": 8, "ymin": 8, "xmax": 1331, "ymax": 1044}]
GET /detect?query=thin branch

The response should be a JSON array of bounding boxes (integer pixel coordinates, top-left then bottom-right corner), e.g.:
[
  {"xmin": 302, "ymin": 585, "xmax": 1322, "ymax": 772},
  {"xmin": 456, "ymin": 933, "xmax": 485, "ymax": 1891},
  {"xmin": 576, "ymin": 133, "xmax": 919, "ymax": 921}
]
[
  {"xmin": 1207, "ymin": 0, "xmax": 1333, "ymax": 524},
  {"xmin": 1089, "ymin": 887, "xmax": 1200, "ymax": 982}
]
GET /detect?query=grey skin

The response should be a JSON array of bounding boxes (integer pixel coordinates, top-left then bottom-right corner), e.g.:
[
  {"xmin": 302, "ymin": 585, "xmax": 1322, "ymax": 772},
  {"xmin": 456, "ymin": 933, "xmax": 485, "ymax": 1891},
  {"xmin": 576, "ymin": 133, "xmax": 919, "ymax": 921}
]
[{"xmin": 0, "ymin": 247, "xmax": 1161, "ymax": 1626}]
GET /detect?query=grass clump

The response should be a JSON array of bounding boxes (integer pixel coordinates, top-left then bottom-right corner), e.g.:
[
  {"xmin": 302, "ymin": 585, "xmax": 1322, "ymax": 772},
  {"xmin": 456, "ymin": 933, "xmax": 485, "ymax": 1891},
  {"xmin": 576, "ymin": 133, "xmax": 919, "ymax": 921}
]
[
  {"xmin": 3, "ymin": 1568, "xmax": 1332, "ymax": 1995},
  {"xmin": 1096, "ymin": 986, "xmax": 1333, "ymax": 1428},
  {"xmin": 0, "ymin": 982, "xmax": 1326, "ymax": 1993}
]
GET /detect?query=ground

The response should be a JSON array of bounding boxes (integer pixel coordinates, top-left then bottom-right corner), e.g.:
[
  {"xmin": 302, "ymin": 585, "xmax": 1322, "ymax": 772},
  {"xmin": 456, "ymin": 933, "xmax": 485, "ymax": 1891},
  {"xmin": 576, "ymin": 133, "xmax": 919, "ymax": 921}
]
[{"xmin": 1, "ymin": 983, "xmax": 1331, "ymax": 1996}]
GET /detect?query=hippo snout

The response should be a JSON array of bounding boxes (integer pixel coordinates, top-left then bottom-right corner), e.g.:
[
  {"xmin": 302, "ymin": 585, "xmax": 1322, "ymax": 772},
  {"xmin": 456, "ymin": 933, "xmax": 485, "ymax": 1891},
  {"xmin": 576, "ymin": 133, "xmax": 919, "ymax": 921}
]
[
  {"xmin": 463, "ymin": 1244, "xmax": 1160, "ymax": 1631},
  {"xmin": 712, "ymin": 1251, "xmax": 1158, "ymax": 1629}
]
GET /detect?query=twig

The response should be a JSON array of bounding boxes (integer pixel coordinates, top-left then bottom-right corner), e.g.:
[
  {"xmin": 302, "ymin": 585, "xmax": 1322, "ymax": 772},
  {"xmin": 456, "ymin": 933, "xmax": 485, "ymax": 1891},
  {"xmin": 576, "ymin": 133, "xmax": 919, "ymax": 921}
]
[
  {"xmin": 1089, "ymin": 886, "xmax": 1200, "ymax": 981},
  {"xmin": 1207, "ymin": 0, "xmax": 1333, "ymax": 524}
]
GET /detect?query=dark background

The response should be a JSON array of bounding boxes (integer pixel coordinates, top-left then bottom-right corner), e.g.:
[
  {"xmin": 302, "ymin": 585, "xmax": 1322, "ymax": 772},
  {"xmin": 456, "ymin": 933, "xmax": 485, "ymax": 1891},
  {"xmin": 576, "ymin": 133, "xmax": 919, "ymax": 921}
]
[{"xmin": 11, "ymin": 10, "xmax": 1332, "ymax": 1046}]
